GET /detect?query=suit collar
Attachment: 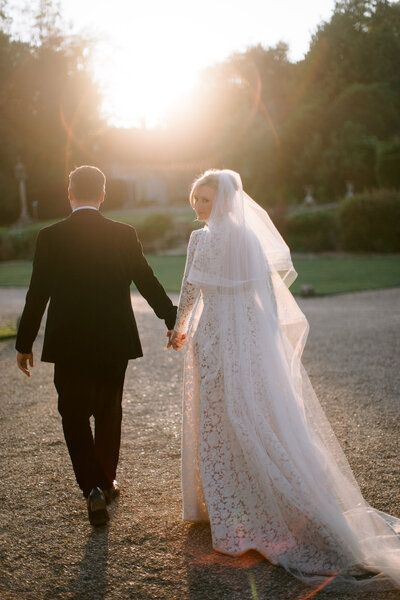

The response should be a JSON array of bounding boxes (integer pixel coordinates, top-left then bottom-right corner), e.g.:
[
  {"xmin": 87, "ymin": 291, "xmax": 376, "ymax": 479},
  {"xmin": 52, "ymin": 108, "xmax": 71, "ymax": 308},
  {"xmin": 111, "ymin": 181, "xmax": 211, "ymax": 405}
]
[{"xmin": 70, "ymin": 208, "xmax": 102, "ymax": 217}]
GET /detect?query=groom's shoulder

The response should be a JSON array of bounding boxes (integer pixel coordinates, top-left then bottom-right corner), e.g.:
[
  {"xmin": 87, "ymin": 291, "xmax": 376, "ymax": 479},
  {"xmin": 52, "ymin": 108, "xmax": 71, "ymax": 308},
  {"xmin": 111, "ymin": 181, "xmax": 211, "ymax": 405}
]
[
  {"xmin": 100, "ymin": 215, "xmax": 137, "ymax": 238},
  {"xmin": 101, "ymin": 214, "xmax": 133, "ymax": 229},
  {"xmin": 36, "ymin": 217, "xmax": 70, "ymax": 239},
  {"xmin": 36, "ymin": 214, "xmax": 138, "ymax": 247},
  {"xmin": 41, "ymin": 214, "xmax": 134, "ymax": 233}
]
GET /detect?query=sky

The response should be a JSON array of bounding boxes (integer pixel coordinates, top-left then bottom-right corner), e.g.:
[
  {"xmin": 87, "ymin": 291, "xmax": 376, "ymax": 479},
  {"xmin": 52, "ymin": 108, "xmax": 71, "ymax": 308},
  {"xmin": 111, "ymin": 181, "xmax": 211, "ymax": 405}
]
[{"xmin": 10, "ymin": 0, "xmax": 338, "ymax": 127}]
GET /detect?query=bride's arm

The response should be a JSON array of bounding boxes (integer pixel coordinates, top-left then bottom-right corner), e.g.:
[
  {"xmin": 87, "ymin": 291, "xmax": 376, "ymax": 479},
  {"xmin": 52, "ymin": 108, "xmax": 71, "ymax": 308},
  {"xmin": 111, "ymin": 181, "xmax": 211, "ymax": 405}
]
[{"xmin": 173, "ymin": 230, "xmax": 201, "ymax": 335}]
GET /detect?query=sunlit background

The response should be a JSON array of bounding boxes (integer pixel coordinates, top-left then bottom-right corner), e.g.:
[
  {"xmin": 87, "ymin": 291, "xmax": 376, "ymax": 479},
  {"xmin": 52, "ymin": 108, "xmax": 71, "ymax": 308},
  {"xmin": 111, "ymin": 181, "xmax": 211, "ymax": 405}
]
[
  {"xmin": 1, "ymin": 0, "xmax": 399, "ymax": 265},
  {"xmin": 70, "ymin": 0, "xmax": 336, "ymax": 128},
  {"xmin": 8, "ymin": 0, "xmax": 336, "ymax": 128}
]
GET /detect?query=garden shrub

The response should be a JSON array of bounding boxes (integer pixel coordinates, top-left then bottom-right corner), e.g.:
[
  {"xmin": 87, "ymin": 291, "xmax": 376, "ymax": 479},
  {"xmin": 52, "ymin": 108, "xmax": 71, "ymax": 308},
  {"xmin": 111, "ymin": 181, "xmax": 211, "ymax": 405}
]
[
  {"xmin": 0, "ymin": 223, "xmax": 43, "ymax": 261},
  {"xmin": 285, "ymin": 209, "xmax": 340, "ymax": 252},
  {"xmin": 135, "ymin": 213, "xmax": 175, "ymax": 251},
  {"xmin": 338, "ymin": 189, "xmax": 400, "ymax": 252},
  {"xmin": 376, "ymin": 140, "xmax": 400, "ymax": 190},
  {"xmin": 2, "ymin": 195, "xmax": 398, "ymax": 261}
]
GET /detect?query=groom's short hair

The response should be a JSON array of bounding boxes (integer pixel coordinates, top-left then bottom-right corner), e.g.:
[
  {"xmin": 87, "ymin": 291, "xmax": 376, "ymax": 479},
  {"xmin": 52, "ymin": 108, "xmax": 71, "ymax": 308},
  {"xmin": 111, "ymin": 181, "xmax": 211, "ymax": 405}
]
[{"xmin": 69, "ymin": 165, "xmax": 106, "ymax": 202}]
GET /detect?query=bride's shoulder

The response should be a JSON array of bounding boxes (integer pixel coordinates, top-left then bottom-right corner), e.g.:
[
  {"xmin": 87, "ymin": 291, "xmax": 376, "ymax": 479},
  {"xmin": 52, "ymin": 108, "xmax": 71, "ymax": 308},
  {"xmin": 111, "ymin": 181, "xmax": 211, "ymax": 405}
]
[
  {"xmin": 186, "ymin": 227, "xmax": 204, "ymax": 256},
  {"xmin": 189, "ymin": 227, "xmax": 205, "ymax": 244},
  {"xmin": 190, "ymin": 227, "xmax": 205, "ymax": 237}
]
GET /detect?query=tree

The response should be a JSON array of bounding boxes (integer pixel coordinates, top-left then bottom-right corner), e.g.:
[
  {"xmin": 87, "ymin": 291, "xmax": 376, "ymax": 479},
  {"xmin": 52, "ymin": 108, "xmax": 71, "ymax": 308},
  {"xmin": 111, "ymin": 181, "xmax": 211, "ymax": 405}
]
[{"xmin": 0, "ymin": 0, "xmax": 103, "ymax": 223}]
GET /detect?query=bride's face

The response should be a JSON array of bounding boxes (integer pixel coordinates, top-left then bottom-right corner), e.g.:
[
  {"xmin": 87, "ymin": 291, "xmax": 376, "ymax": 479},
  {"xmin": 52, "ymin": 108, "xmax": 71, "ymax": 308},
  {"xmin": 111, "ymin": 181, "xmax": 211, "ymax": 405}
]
[{"xmin": 193, "ymin": 185, "xmax": 215, "ymax": 222}]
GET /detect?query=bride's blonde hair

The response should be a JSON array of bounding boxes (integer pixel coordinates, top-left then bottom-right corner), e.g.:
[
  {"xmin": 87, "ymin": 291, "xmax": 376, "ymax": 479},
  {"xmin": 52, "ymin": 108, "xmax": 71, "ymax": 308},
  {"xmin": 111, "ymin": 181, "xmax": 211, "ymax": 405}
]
[{"xmin": 189, "ymin": 169, "xmax": 221, "ymax": 208}]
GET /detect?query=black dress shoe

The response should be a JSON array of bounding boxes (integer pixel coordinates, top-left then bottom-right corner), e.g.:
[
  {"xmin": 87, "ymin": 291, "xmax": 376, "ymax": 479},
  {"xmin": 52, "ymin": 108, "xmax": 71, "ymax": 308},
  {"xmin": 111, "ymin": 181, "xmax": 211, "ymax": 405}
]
[
  {"xmin": 103, "ymin": 480, "xmax": 120, "ymax": 505},
  {"xmin": 87, "ymin": 487, "xmax": 109, "ymax": 526}
]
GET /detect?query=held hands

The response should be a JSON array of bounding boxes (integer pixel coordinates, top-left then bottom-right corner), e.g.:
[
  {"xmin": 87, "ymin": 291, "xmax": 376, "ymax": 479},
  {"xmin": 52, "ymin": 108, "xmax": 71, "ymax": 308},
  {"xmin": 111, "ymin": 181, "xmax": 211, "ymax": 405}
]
[
  {"xmin": 17, "ymin": 352, "xmax": 34, "ymax": 377},
  {"xmin": 166, "ymin": 330, "xmax": 187, "ymax": 351}
]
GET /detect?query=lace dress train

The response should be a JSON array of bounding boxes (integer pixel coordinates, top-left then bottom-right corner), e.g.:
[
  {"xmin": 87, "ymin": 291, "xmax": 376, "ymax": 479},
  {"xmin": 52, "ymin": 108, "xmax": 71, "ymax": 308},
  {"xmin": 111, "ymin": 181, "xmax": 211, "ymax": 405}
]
[{"xmin": 174, "ymin": 229, "xmax": 400, "ymax": 592}]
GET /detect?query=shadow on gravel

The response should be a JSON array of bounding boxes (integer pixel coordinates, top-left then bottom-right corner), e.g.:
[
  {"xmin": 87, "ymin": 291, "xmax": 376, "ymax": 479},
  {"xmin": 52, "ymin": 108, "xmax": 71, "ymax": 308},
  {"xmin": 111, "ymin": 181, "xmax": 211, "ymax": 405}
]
[
  {"xmin": 184, "ymin": 523, "xmax": 305, "ymax": 600},
  {"xmin": 68, "ymin": 526, "xmax": 109, "ymax": 600}
]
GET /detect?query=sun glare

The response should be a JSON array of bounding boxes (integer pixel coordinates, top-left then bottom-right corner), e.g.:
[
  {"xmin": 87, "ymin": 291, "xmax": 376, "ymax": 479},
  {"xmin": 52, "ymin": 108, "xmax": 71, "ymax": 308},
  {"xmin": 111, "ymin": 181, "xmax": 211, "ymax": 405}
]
[
  {"xmin": 89, "ymin": 9, "xmax": 209, "ymax": 129},
  {"xmin": 97, "ymin": 45, "xmax": 199, "ymax": 129},
  {"xmin": 59, "ymin": 0, "xmax": 337, "ymax": 129}
]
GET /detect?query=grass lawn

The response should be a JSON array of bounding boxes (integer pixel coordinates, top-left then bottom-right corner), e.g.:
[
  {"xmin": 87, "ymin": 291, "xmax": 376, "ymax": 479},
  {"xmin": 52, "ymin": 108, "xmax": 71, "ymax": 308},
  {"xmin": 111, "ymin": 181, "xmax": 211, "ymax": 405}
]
[
  {"xmin": 0, "ymin": 255, "xmax": 399, "ymax": 295},
  {"xmin": 0, "ymin": 324, "xmax": 17, "ymax": 339},
  {"xmin": 290, "ymin": 255, "xmax": 400, "ymax": 295}
]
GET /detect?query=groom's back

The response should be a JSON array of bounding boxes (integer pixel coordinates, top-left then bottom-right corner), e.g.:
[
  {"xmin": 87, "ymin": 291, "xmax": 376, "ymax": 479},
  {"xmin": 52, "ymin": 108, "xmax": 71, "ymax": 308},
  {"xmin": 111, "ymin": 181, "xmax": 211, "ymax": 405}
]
[
  {"xmin": 48, "ymin": 210, "xmax": 134, "ymax": 293},
  {"xmin": 38, "ymin": 209, "xmax": 144, "ymax": 364}
]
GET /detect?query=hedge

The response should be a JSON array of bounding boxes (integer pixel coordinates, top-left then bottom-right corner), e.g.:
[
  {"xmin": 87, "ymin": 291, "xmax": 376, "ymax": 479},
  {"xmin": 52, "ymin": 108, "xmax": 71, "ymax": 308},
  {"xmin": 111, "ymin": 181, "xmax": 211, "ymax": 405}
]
[
  {"xmin": 284, "ymin": 209, "xmax": 340, "ymax": 252},
  {"xmin": 1, "ymin": 193, "xmax": 399, "ymax": 260},
  {"xmin": 0, "ymin": 213, "xmax": 194, "ymax": 260},
  {"xmin": 338, "ymin": 189, "xmax": 400, "ymax": 252},
  {"xmin": 0, "ymin": 223, "xmax": 44, "ymax": 261},
  {"xmin": 376, "ymin": 140, "xmax": 400, "ymax": 190}
]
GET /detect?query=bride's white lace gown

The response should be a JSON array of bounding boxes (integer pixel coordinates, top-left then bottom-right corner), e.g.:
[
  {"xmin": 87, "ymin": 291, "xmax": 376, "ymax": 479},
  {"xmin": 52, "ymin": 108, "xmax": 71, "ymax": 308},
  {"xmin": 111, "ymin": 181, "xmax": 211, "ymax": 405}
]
[{"xmin": 174, "ymin": 228, "xmax": 400, "ymax": 593}]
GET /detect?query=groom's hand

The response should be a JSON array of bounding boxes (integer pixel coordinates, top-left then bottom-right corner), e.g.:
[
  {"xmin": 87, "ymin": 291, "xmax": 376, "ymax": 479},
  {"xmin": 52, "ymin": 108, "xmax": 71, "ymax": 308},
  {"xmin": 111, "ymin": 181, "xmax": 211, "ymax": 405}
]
[{"xmin": 17, "ymin": 352, "xmax": 34, "ymax": 377}]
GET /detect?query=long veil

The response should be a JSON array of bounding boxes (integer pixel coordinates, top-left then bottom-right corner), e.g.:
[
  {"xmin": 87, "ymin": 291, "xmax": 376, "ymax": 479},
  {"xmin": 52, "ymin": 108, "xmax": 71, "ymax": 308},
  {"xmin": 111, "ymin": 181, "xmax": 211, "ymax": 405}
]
[{"xmin": 183, "ymin": 170, "xmax": 400, "ymax": 592}]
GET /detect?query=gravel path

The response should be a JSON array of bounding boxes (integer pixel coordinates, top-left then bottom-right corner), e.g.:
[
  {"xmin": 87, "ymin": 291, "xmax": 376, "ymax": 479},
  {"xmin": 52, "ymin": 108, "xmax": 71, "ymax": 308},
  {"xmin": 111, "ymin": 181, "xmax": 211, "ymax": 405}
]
[{"xmin": 0, "ymin": 287, "xmax": 399, "ymax": 600}]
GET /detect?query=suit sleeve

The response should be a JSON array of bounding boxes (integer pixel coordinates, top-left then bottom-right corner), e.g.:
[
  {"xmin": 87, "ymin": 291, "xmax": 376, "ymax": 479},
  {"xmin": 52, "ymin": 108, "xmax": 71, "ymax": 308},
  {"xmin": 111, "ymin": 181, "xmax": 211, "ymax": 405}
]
[
  {"xmin": 15, "ymin": 230, "xmax": 51, "ymax": 354},
  {"xmin": 129, "ymin": 228, "xmax": 177, "ymax": 330}
]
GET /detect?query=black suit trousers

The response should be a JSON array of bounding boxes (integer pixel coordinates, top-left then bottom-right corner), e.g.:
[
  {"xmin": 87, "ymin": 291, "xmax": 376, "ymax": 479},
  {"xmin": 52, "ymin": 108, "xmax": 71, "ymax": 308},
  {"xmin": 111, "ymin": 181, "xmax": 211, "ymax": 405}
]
[{"xmin": 54, "ymin": 360, "xmax": 128, "ymax": 497}]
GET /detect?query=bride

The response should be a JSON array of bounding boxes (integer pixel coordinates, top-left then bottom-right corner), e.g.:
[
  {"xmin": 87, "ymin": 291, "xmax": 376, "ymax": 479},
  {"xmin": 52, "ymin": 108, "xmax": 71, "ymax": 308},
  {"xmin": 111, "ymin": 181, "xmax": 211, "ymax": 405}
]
[{"xmin": 167, "ymin": 169, "xmax": 400, "ymax": 592}]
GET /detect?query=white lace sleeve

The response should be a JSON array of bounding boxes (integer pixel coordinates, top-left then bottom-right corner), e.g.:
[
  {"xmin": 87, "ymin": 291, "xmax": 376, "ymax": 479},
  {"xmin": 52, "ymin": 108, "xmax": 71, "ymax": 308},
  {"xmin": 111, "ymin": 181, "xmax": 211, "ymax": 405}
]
[{"xmin": 174, "ymin": 230, "xmax": 201, "ymax": 334}]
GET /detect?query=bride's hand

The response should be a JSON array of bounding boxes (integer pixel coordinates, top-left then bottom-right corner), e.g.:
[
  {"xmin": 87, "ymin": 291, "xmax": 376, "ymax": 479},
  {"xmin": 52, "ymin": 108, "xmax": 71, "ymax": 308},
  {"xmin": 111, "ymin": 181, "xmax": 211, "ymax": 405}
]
[{"xmin": 166, "ymin": 330, "xmax": 187, "ymax": 351}]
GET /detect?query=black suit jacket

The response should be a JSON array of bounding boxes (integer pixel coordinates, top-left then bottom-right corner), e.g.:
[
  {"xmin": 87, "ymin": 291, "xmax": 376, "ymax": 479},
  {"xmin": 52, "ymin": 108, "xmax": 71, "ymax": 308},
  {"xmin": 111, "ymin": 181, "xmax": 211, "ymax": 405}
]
[{"xmin": 16, "ymin": 209, "xmax": 177, "ymax": 364}]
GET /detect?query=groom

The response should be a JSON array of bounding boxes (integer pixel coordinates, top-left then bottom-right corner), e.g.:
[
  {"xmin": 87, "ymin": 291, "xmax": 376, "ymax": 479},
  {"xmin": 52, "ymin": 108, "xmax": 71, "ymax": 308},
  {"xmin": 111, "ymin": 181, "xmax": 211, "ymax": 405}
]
[{"xmin": 16, "ymin": 165, "xmax": 181, "ymax": 526}]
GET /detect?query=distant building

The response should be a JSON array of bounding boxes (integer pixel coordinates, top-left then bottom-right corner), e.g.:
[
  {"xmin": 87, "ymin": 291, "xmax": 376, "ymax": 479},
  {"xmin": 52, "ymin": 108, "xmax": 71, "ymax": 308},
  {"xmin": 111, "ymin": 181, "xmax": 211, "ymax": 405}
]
[
  {"xmin": 94, "ymin": 127, "xmax": 208, "ymax": 208},
  {"xmin": 108, "ymin": 163, "xmax": 168, "ymax": 206}
]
